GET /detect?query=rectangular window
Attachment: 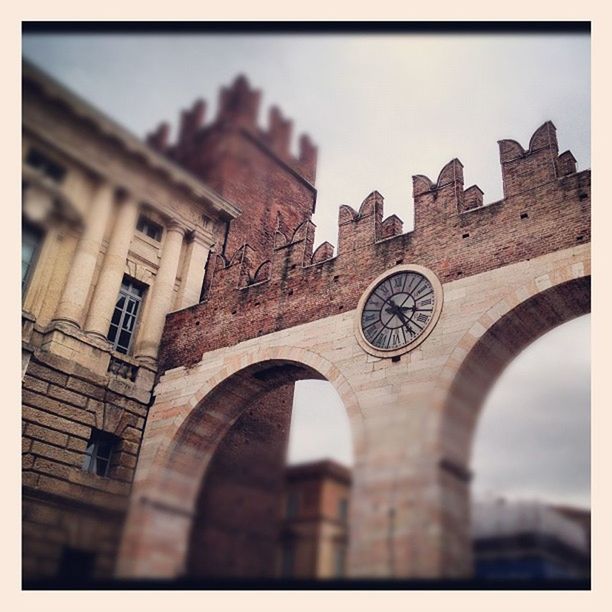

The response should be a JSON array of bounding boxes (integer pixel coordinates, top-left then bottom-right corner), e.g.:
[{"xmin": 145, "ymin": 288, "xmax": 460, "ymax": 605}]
[
  {"xmin": 82, "ymin": 429, "xmax": 118, "ymax": 477},
  {"xmin": 281, "ymin": 543, "xmax": 295, "ymax": 578},
  {"xmin": 22, "ymin": 222, "xmax": 43, "ymax": 290},
  {"xmin": 136, "ymin": 215, "xmax": 163, "ymax": 242},
  {"xmin": 338, "ymin": 498, "xmax": 349, "ymax": 522},
  {"xmin": 286, "ymin": 491, "xmax": 300, "ymax": 519},
  {"xmin": 334, "ymin": 543, "xmax": 347, "ymax": 577},
  {"xmin": 25, "ymin": 148, "xmax": 66, "ymax": 183},
  {"xmin": 107, "ymin": 277, "xmax": 145, "ymax": 354}
]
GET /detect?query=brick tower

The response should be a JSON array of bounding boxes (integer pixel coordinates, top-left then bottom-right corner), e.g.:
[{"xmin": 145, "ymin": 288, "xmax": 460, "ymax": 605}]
[
  {"xmin": 144, "ymin": 76, "xmax": 319, "ymax": 578},
  {"xmin": 146, "ymin": 75, "xmax": 317, "ymax": 264}
]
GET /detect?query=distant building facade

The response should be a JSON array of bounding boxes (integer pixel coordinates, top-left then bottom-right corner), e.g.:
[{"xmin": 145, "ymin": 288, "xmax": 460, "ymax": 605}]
[
  {"xmin": 472, "ymin": 499, "xmax": 590, "ymax": 580},
  {"xmin": 280, "ymin": 461, "xmax": 351, "ymax": 579}
]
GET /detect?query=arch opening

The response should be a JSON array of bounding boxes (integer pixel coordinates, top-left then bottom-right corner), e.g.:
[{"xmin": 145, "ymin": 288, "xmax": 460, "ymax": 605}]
[
  {"xmin": 438, "ymin": 275, "xmax": 591, "ymax": 578},
  {"xmin": 124, "ymin": 356, "xmax": 360, "ymax": 581}
]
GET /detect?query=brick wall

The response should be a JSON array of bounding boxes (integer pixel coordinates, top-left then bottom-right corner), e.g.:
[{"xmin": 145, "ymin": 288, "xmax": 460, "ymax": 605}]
[
  {"xmin": 160, "ymin": 121, "xmax": 590, "ymax": 371},
  {"xmin": 149, "ymin": 75, "xmax": 317, "ymax": 261},
  {"xmin": 185, "ymin": 385, "xmax": 294, "ymax": 578}
]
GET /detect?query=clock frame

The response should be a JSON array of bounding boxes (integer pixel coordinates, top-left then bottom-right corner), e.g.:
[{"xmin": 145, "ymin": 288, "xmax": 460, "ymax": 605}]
[{"xmin": 354, "ymin": 264, "xmax": 444, "ymax": 359}]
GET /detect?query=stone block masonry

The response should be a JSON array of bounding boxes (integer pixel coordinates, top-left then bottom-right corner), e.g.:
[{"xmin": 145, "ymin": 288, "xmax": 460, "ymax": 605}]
[{"xmin": 22, "ymin": 350, "xmax": 151, "ymax": 580}]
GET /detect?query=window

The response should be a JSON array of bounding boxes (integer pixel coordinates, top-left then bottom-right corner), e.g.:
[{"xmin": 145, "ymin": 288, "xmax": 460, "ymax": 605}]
[
  {"xmin": 334, "ymin": 543, "xmax": 347, "ymax": 577},
  {"xmin": 22, "ymin": 222, "xmax": 43, "ymax": 290},
  {"xmin": 25, "ymin": 148, "xmax": 66, "ymax": 183},
  {"xmin": 281, "ymin": 543, "xmax": 295, "ymax": 578},
  {"xmin": 338, "ymin": 498, "xmax": 349, "ymax": 522},
  {"xmin": 82, "ymin": 429, "xmax": 118, "ymax": 477},
  {"xmin": 57, "ymin": 547, "xmax": 95, "ymax": 581},
  {"xmin": 136, "ymin": 215, "xmax": 163, "ymax": 242},
  {"xmin": 107, "ymin": 277, "xmax": 145, "ymax": 354},
  {"xmin": 286, "ymin": 491, "xmax": 300, "ymax": 519}
]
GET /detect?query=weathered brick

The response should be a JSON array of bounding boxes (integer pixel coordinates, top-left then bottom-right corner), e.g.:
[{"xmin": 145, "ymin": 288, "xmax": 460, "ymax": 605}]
[
  {"xmin": 48, "ymin": 384, "xmax": 89, "ymax": 408},
  {"xmin": 33, "ymin": 457, "xmax": 73, "ymax": 479},
  {"xmin": 31, "ymin": 440, "xmax": 83, "ymax": 466},
  {"xmin": 67, "ymin": 376, "xmax": 106, "ymax": 401},
  {"xmin": 23, "ymin": 390, "xmax": 94, "ymax": 426},
  {"xmin": 22, "ymin": 471, "xmax": 39, "ymax": 488},
  {"xmin": 26, "ymin": 362, "xmax": 68, "ymax": 387},
  {"xmin": 23, "ymin": 375, "xmax": 49, "ymax": 395},
  {"xmin": 67, "ymin": 436, "xmax": 88, "ymax": 452},
  {"xmin": 25, "ymin": 423, "xmax": 69, "ymax": 447},
  {"xmin": 22, "ymin": 406, "xmax": 91, "ymax": 439},
  {"xmin": 118, "ymin": 439, "xmax": 139, "ymax": 456}
]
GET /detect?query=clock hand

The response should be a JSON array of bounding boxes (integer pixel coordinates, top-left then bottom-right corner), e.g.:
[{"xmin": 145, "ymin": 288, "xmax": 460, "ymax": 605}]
[{"xmin": 395, "ymin": 308, "xmax": 415, "ymax": 333}]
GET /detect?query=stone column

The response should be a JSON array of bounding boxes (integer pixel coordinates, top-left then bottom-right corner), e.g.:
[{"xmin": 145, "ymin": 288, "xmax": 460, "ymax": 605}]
[
  {"xmin": 174, "ymin": 227, "xmax": 215, "ymax": 311},
  {"xmin": 84, "ymin": 194, "xmax": 139, "ymax": 340},
  {"xmin": 134, "ymin": 220, "xmax": 186, "ymax": 365},
  {"xmin": 53, "ymin": 181, "xmax": 115, "ymax": 328}
]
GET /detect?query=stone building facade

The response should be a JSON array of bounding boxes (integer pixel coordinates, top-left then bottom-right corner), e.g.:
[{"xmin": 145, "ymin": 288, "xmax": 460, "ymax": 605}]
[
  {"xmin": 21, "ymin": 60, "xmax": 238, "ymax": 580},
  {"xmin": 22, "ymin": 58, "xmax": 591, "ymax": 583}
]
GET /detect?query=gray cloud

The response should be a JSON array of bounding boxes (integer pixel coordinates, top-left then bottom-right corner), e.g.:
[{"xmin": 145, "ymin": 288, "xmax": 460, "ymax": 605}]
[{"xmin": 473, "ymin": 315, "xmax": 590, "ymax": 507}]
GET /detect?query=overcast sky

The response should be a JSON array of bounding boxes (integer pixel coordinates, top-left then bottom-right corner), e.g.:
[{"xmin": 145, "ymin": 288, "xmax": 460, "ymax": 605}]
[{"xmin": 22, "ymin": 30, "xmax": 591, "ymax": 508}]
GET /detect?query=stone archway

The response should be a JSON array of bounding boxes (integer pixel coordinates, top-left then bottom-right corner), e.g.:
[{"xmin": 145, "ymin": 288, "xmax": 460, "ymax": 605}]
[
  {"xmin": 434, "ymin": 272, "xmax": 591, "ymax": 576},
  {"xmin": 116, "ymin": 346, "xmax": 364, "ymax": 578},
  {"xmin": 117, "ymin": 250, "xmax": 591, "ymax": 581}
]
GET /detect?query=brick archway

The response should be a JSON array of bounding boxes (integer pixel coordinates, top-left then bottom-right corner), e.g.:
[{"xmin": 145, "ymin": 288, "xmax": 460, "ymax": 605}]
[
  {"xmin": 116, "ymin": 346, "xmax": 363, "ymax": 578},
  {"xmin": 433, "ymin": 267, "xmax": 591, "ymax": 576}
]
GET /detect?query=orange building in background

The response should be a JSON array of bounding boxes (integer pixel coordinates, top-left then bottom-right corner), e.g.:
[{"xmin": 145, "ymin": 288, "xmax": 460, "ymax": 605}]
[{"xmin": 279, "ymin": 461, "xmax": 351, "ymax": 579}]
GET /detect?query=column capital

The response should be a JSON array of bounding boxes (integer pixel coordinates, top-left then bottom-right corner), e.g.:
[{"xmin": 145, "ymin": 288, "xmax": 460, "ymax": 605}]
[
  {"xmin": 189, "ymin": 226, "xmax": 216, "ymax": 249},
  {"xmin": 166, "ymin": 219, "xmax": 189, "ymax": 235}
]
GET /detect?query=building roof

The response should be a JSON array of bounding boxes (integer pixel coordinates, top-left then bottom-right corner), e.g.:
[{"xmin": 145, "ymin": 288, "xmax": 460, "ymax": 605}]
[
  {"xmin": 22, "ymin": 58, "xmax": 241, "ymax": 222},
  {"xmin": 286, "ymin": 459, "xmax": 352, "ymax": 485},
  {"xmin": 472, "ymin": 498, "xmax": 589, "ymax": 553}
]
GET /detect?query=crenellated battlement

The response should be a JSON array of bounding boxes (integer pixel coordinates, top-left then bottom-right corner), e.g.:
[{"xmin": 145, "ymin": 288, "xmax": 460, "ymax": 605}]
[
  {"xmin": 497, "ymin": 120, "xmax": 577, "ymax": 198},
  {"xmin": 146, "ymin": 75, "xmax": 318, "ymax": 185},
  {"xmin": 159, "ymin": 120, "xmax": 590, "ymax": 371},
  {"xmin": 202, "ymin": 119, "xmax": 585, "ymax": 295}
]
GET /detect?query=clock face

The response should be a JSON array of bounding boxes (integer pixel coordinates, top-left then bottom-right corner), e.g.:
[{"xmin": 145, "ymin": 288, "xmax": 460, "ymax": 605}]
[{"xmin": 356, "ymin": 266, "xmax": 442, "ymax": 356}]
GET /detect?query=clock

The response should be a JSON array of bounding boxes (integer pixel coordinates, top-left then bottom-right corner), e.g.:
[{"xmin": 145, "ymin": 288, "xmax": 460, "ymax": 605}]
[{"xmin": 355, "ymin": 264, "xmax": 443, "ymax": 358}]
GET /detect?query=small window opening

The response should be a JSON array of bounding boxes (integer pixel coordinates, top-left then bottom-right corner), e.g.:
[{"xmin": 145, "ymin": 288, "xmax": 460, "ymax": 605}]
[
  {"xmin": 520, "ymin": 212, "xmax": 529, "ymax": 220},
  {"xmin": 25, "ymin": 148, "xmax": 66, "ymax": 183},
  {"xmin": 82, "ymin": 429, "xmax": 119, "ymax": 477},
  {"xmin": 136, "ymin": 215, "xmax": 163, "ymax": 242},
  {"xmin": 22, "ymin": 222, "xmax": 44, "ymax": 290}
]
